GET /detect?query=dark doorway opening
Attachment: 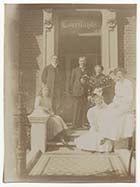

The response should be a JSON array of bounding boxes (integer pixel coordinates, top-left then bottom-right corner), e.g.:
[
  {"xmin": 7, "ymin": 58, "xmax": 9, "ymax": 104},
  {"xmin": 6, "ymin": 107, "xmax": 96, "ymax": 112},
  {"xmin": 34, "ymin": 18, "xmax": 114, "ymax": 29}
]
[{"xmin": 58, "ymin": 15, "xmax": 101, "ymax": 122}]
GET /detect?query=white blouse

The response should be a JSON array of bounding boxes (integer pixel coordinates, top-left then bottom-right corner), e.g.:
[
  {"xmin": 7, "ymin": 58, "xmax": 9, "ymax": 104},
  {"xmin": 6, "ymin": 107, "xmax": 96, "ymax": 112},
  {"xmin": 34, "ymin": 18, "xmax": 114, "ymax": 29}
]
[{"xmin": 113, "ymin": 79, "xmax": 133, "ymax": 105}]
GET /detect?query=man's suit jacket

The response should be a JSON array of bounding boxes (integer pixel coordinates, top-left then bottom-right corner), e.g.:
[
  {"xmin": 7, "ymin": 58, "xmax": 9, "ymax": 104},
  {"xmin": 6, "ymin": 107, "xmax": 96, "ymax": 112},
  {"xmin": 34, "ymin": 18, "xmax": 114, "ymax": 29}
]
[
  {"xmin": 70, "ymin": 67, "xmax": 89, "ymax": 97},
  {"xmin": 41, "ymin": 64, "xmax": 64, "ymax": 97}
]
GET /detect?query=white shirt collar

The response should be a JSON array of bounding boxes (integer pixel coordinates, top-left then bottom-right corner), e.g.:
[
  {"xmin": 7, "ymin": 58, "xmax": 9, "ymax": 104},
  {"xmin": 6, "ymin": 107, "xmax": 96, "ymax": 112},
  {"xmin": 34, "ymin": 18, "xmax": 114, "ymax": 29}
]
[{"xmin": 51, "ymin": 63, "xmax": 58, "ymax": 68}]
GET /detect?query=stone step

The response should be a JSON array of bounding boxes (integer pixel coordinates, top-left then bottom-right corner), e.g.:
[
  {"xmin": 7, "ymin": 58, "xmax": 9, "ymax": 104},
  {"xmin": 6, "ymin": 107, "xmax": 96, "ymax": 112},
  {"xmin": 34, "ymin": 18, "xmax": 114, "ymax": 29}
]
[
  {"xmin": 47, "ymin": 128, "xmax": 88, "ymax": 147},
  {"xmin": 66, "ymin": 123, "xmax": 72, "ymax": 127},
  {"xmin": 47, "ymin": 141, "xmax": 75, "ymax": 147},
  {"xmin": 47, "ymin": 140, "xmax": 129, "ymax": 150},
  {"xmin": 47, "ymin": 128, "xmax": 129, "ymax": 149},
  {"xmin": 66, "ymin": 128, "xmax": 89, "ymax": 136},
  {"xmin": 66, "ymin": 123, "xmax": 89, "ymax": 127}
]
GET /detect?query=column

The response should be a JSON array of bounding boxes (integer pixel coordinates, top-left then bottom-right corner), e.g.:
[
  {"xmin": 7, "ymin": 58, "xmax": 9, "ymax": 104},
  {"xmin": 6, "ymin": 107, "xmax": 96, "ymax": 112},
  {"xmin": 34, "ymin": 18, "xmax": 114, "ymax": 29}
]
[
  {"xmin": 14, "ymin": 7, "xmax": 27, "ymax": 176},
  {"xmin": 108, "ymin": 11, "xmax": 118, "ymax": 70},
  {"xmin": 101, "ymin": 10, "xmax": 118, "ymax": 73},
  {"xmin": 43, "ymin": 9, "xmax": 55, "ymax": 66},
  {"xmin": 4, "ymin": 4, "xmax": 27, "ymax": 181},
  {"xmin": 101, "ymin": 10, "xmax": 109, "ymax": 74}
]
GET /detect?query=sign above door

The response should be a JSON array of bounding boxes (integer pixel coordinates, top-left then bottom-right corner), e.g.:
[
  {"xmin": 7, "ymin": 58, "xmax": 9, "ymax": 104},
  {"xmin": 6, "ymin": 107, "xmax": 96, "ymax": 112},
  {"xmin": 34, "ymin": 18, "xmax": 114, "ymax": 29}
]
[{"xmin": 60, "ymin": 14, "xmax": 102, "ymax": 36}]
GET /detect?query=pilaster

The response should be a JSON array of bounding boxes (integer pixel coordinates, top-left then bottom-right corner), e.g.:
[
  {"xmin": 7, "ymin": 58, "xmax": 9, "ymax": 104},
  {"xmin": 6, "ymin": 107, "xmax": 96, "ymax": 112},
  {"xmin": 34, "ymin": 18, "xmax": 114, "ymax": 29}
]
[{"xmin": 101, "ymin": 9, "xmax": 118, "ymax": 73}]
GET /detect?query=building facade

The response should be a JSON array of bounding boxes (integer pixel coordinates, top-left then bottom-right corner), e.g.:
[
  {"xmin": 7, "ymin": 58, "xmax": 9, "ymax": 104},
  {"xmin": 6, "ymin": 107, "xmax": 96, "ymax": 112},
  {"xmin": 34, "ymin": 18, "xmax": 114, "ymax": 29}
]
[{"xmin": 18, "ymin": 4, "xmax": 136, "ymax": 115}]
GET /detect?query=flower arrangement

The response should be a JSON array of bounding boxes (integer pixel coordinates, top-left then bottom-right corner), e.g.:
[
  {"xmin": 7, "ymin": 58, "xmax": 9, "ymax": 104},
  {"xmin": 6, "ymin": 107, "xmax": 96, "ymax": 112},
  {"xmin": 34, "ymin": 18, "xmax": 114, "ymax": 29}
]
[
  {"xmin": 89, "ymin": 75, "xmax": 113, "ymax": 89},
  {"xmin": 80, "ymin": 74, "xmax": 114, "ymax": 96}
]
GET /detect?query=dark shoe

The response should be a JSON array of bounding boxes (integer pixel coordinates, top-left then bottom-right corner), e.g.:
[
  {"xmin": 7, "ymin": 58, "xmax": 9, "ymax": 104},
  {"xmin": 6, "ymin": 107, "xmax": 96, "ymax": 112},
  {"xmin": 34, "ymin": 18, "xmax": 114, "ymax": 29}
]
[
  {"xmin": 64, "ymin": 136, "xmax": 71, "ymax": 142},
  {"xmin": 91, "ymin": 151, "xmax": 96, "ymax": 153},
  {"xmin": 100, "ymin": 139, "xmax": 106, "ymax": 145},
  {"xmin": 109, "ymin": 145, "xmax": 115, "ymax": 153}
]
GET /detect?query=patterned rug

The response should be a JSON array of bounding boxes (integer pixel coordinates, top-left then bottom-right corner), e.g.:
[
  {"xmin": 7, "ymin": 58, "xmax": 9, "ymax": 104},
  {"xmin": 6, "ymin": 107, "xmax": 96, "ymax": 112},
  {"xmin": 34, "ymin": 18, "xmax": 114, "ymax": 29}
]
[{"xmin": 29, "ymin": 153, "xmax": 127, "ymax": 177}]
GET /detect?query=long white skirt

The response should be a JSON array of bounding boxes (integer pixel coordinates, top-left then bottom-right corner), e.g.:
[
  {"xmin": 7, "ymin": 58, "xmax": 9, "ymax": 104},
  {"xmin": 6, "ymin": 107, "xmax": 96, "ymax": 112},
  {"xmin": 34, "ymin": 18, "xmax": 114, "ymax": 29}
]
[
  {"xmin": 101, "ymin": 103, "xmax": 135, "ymax": 141},
  {"xmin": 74, "ymin": 126, "xmax": 112, "ymax": 152}
]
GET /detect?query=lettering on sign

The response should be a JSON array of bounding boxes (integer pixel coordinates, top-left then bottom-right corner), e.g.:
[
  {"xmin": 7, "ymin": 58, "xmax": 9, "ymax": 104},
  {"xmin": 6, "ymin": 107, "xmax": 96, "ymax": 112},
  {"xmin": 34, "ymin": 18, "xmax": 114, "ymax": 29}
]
[
  {"xmin": 60, "ymin": 16, "xmax": 102, "ymax": 35},
  {"xmin": 61, "ymin": 20, "xmax": 100, "ymax": 29}
]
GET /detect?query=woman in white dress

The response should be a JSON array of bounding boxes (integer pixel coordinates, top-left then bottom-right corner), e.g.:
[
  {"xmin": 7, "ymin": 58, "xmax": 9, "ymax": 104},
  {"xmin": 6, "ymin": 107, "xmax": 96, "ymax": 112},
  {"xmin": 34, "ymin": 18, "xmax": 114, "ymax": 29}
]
[
  {"xmin": 75, "ymin": 95, "xmax": 113, "ymax": 152},
  {"xmin": 101, "ymin": 68, "xmax": 135, "ymax": 143}
]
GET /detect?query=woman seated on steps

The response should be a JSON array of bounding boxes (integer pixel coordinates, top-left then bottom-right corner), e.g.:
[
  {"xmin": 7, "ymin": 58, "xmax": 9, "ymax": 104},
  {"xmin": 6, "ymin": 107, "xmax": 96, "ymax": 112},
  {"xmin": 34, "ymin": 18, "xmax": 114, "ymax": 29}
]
[
  {"xmin": 75, "ymin": 94, "xmax": 113, "ymax": 153},
  {"xmin": 34, "ymin": 85, "xmax": 69, "ymax": 145}
]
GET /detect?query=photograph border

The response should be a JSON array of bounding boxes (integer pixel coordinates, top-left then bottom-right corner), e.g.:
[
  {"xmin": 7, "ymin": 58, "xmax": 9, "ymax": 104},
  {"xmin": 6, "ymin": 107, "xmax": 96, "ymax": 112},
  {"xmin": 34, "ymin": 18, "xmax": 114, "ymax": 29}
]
[{"xmin": 1, "ymin": 0, "xmax": 140, "ymax": 187}]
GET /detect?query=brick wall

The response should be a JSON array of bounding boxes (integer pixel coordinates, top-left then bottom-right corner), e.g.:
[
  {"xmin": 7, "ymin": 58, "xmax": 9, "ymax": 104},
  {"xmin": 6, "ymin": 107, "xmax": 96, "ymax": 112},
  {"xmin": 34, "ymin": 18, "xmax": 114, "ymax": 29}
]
[
  {"xmin": 118, "ymin": 9, "xmax": 136, "ymax": 79},
  {"xmin": 117, "ymin": 8, "xmax": 136, "ymax": 108},
  {"xmin": 20, "ymin": 8, "xmax": 43, "ymax": 113},
  {"xmin": 124, "ymin": 15, "xmax": 136, "ymax": 79}
]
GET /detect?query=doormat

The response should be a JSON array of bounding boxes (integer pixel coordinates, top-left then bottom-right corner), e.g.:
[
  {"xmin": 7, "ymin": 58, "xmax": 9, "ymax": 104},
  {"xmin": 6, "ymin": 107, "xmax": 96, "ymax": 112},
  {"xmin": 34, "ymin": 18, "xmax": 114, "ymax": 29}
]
[{"xmin": 29, "ymin": 154, "xmax": 127, "ymax": 177}]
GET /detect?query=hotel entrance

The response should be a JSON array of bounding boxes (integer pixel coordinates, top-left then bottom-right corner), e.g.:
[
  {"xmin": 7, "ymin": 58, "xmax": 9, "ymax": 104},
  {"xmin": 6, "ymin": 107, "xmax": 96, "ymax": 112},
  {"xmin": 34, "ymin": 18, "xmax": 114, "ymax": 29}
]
[{"xmin": 58, "ymin": 12, "xmax": 102, "ymax": 122}]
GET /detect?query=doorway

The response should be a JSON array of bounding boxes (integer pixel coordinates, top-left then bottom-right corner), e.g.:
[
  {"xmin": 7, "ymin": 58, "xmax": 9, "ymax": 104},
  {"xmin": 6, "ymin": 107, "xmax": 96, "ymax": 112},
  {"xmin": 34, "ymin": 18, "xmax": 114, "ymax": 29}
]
[{"xmin": 58, "ymin": 13, "xmax": 102, "ymax": 122}]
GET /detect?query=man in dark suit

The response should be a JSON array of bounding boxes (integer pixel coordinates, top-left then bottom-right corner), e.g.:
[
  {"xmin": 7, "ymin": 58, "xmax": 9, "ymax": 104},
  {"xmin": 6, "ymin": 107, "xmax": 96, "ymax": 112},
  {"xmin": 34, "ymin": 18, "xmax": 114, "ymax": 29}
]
[
  {"xmin": 41, "ymin": 55, "xmax": 64, "ymax": 114},
  {"xmin": 70, "ymin": 56, "xmax": 89, "ymax": 129}
]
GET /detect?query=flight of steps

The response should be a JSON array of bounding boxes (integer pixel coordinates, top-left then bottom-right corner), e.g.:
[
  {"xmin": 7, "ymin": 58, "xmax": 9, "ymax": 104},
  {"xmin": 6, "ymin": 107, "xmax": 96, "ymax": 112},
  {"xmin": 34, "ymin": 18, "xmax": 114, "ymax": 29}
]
[
  {"xmin": 46, "ymin": 123, "xmax": 89, "ymax": 149},
  {"xmin": 46, "ymin": 123, "xmax": 130, "ymax": 151}
]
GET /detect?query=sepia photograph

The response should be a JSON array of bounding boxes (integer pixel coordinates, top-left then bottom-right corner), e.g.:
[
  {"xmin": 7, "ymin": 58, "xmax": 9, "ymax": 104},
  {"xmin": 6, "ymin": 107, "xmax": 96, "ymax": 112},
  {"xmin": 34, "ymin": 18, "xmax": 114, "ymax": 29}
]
[{"xmin": 4, "ymin": 3, "xmax": 136, "ymax": 183}]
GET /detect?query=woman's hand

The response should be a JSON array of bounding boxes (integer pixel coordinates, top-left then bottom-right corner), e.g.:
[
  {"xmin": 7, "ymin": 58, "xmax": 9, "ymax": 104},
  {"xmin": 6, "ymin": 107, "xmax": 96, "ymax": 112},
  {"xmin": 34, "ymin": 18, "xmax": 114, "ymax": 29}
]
[
  {"xmin": 109, "ymin": 100, "xmax": 120, "ymax": 108},
  {"xmin": 94, "ymin": 88, "xmax": 103, "ymax": 96}
]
